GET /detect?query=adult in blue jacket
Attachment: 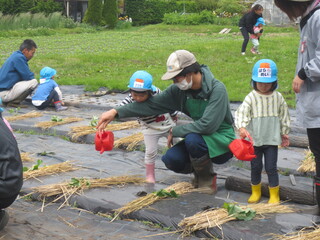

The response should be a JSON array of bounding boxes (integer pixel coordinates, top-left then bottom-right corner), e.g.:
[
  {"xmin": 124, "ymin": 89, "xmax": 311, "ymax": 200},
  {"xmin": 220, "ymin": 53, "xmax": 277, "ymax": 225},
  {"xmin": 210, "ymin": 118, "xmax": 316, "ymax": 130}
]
[{"xmin": 0, "ymin": 39, "xmax": 38, "ymax": 105}]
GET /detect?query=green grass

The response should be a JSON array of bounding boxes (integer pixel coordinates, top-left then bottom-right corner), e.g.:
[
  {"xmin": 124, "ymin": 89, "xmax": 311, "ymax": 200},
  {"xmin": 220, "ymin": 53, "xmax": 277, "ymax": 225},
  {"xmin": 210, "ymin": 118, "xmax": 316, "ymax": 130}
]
[{"xmin": 0, "ymin": 23, "xmax": 300, "ymax": 107}]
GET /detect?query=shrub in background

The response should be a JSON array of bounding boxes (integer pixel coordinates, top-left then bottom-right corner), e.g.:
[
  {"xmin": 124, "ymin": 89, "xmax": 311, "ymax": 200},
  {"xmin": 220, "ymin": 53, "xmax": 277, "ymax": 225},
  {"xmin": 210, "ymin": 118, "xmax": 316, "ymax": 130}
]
[
  {"xmin": 102, "ymin": 0, "xmax": 118, "ymax": 28},
  {"xmin": 83, "ymin": 0, "xmax": 102, "ymax": 25}
]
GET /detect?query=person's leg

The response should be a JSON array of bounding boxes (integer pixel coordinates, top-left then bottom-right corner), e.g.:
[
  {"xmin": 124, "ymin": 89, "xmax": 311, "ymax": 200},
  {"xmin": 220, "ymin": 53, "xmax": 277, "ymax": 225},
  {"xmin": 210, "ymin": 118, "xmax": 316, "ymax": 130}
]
[
  {"xmin": 143, "ymin": 133, "xmax": 162, "ymax": 183},
  {"xmin": 248, "ymin": 146, "xmax": 263, "ymax": 203},
  {"xmin": 0, "ymin": 193, "xmax": 18, "ymax": 231},
  {"xmin": 1, "ymin": 79, "xmax": 38, "ymax": 103},
  {"xmin": 264, "ymin": 145, "xmax": 280, "ymax": 203},
  {"xmin": 251, "ymin": 39, "xmax": 259, "ymax": 54},
  {"xmin": 37, "ymin": 90, "xmax": 60, "ymax": 110},
  {"xmin": 161, "ymin": 140, "xmax": 191, "ymax": 173},
  {"xmin": 240, "ymin": 27, "xmax": 250, "ymax": 53},
  {"xmin": 307, "ymin": 128, "xmax": 320, "ymax": 211},
  {"xmin": 185, "ymin": 133, "xmax": 217, "ymax": 193}
]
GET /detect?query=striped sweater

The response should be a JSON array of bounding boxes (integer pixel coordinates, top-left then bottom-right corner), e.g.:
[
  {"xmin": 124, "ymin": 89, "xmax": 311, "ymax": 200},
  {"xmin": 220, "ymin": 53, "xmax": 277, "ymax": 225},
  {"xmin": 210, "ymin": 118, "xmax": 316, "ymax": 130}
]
[{"xmin": 235, "ymin": 90, "xmax": 290, "ymax": 146}]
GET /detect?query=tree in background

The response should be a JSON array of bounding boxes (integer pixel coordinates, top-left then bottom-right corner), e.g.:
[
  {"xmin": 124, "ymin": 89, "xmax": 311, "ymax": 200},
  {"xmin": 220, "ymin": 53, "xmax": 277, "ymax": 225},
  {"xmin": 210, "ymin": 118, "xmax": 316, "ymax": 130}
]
[
  {"xmin": 195, "ymin": 0, "xmax": 219, "ymax": 11},
  {"xmin": 83, "ymin": 0, "xmax": 103, "ymax": 25},
  {"xmin": 102, "ymin": 0, "xmax": 118, "ymax": 28},
  {"xmin": 0, "ymin": 0, "xmax": 20, "ymax": 15},
  {"xmin": 31, "ymin": 0, "xmax": 63, "ymax": 15}
]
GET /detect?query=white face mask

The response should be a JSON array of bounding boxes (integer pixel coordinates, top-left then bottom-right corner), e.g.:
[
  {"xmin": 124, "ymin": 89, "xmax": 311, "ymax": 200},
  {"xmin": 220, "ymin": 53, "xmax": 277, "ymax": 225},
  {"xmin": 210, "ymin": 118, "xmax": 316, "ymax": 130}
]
[{"xmin": 175, "ymin": 76, "xmax": 193, "ymax": 90}]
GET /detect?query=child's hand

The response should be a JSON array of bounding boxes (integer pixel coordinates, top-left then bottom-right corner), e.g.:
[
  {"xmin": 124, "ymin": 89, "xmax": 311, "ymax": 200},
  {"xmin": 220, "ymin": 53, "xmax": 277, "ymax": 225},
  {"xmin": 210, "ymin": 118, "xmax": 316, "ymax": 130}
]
[
  {"xmin": 281, "ymin": 134, "xmax": 290, "ymax": 147},
  {"xmin": 238, "ymin": 127, "xmax": 250, "ymax": 139},
  {"xmin": 97, "ymin": 109, "xmax": 117, "ymax": 132}
]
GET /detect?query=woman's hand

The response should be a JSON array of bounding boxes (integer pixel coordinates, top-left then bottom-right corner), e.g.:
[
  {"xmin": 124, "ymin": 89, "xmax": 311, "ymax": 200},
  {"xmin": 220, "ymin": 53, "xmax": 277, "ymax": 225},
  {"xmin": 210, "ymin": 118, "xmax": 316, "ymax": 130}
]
[
  {"xmin": 292, "ymin": 75, "xmax": 304, "ymax": 93},
  {"xmin": 97, "ymin": 109, "xmax": 118, "ymax": 132}
]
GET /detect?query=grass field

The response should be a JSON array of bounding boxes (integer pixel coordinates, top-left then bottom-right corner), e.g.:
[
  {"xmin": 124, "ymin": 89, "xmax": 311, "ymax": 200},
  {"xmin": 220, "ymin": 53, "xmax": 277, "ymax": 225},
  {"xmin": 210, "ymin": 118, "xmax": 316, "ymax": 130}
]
[{"xmin": 0, "ymin": 24, "xmax": 300, "ymax": 107}]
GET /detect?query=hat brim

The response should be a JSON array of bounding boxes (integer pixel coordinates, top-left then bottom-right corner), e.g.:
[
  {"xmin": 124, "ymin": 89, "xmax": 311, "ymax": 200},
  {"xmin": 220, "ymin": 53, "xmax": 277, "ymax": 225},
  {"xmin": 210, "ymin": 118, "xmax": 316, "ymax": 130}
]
[
  {"xmin": 130, "ymin": 88, "xmax": 149, "ymax": 92},
  {"xmin": 161, "ymin": 69, "xmax": 183, "ymax": 80}
]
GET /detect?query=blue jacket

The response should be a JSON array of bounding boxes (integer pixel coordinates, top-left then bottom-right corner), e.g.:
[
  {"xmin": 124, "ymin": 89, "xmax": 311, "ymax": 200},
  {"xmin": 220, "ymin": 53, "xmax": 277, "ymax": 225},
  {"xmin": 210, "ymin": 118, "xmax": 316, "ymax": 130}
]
[{"xmin": 0, "ymin": 51, "xmax": 34, "ymax": 90}]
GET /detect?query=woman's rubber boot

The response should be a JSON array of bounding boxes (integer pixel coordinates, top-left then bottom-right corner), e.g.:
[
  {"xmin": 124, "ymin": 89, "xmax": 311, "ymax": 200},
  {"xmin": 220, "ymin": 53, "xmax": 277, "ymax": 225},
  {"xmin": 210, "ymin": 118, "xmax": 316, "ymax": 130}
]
[
  {"xmin": 54, "ymin": 101, "xmax": 68, "ymax": 111},
  {"xmin": 268, "ymin": 185, "xmax": 280, "ymax": 204},
  {"xmin": 190, "ymin": 154, "xmax": 217, "ymax": 194},
  {"xmin": 0, "ymin": 210, "xmax": 9, "ymax": 231},
  {"xmin": 248, "ymin": 183, "xmax": 261, "ymax": 203},
  {"xmin": 314, "ymin": 176, "xmax": 320, "ymax": 214},
  {"xmin": 145, "ymin": 163, "xmax": 155, "ymax": 184}
]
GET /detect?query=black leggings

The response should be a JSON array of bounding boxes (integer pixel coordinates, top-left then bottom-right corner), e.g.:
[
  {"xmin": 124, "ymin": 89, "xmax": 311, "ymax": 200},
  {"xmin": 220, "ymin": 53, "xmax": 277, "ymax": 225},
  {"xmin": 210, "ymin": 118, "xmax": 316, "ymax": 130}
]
[
  {"xmin": 240, "ymin": 27, "xmax": 250, "ymax": 53},
  {"xmin": 307, "ymin": 128, "xmax": 320, "ymax": 177}
]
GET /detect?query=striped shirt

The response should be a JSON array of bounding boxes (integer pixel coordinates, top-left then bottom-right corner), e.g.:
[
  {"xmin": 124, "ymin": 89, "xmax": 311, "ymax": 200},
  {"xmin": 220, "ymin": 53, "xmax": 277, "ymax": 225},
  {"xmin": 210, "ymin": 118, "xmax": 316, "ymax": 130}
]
[
  {"xmin": 235, "ymin": 90, "xmax": 290, "ymax": 146},
  {"xmin": 120, "ymin": 87, "xmax": 177, "ymax": 124}
]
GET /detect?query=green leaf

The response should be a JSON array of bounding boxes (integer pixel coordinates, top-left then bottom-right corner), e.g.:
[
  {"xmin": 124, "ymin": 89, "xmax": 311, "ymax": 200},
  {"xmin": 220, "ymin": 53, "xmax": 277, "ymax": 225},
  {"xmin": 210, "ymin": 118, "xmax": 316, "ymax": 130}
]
[
  {"xmin": 51, "ymin": 116, "xmax": 62, "ymax": 122},
  {"xmin": 23, "ymin": 166, "xmax": 29, "ymax": 172},
  {"xmin": 223, "ymin": 202, "xmax": 256, "ymax": 221},
  {"xmin": 154, "ymin": 189, "xmax": 178, "ymax": 198}
]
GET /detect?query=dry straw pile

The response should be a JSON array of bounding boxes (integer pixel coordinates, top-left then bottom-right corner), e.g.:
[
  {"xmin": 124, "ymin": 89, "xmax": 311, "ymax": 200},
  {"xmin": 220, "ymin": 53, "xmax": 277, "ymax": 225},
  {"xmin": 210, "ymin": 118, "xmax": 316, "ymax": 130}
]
[
  {"xmin": 297, "ymin": 149, "xmax": 315, "ymax": 173},
  {"xmin": 6, "ymin": 111, "xmax": 43, "ymax": 122},
  {"xmin": 69, "ymin": 120, "xmax": 140, "ymax": 140},
  {"xmin": 114, "ymin": 132, "xmax": 144, "ymax": 151},
  {"xmin": 179, "ymin": 203, "xmax": 295, "ymax": 237},
  {"xmin": 35, "ymin": 117, "xmax": 83, "ymax": 129},
  {"xmin": 269, "ymin": 225, "xmax": 320, "ymax": 240},
  {"xmin": 20, "ymin": 152, "xmax": 34, "ymax": 162},
  {"xmin": 30, "ymin": 175, "xmax": 145, "ymax": 209},
  {"xmin": 23, "ymin": 161, "xmax": 79, "ymax": 180},
  {"xmin": 116, "ymin": 182, "xmax": 194, "ymax": 215}
]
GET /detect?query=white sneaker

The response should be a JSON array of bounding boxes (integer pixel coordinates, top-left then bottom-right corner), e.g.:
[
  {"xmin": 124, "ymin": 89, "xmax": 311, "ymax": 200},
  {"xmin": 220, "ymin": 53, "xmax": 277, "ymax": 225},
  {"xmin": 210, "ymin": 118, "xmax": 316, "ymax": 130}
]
[{"xmin": 241, "ymin": 52, "xmax": 245, "ymax": 55}]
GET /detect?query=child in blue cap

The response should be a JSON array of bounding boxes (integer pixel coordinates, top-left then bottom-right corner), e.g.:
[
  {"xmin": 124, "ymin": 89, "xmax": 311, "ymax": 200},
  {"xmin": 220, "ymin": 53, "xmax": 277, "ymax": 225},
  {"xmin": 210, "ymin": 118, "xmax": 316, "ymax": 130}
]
[
  {"xmin": 250, "ymin": 17, "xmax": 265, "ymax": 54},
  {"xmin": 32, "ymin": 67, "xmax": 67, "ymax": 111},
  {"xmin": 234, "ymin": 59, "xmax": 290, "ymax": 204},
  {"xmin": 120, "ymin": 70, "xmax": 178, "ymax": 183}
]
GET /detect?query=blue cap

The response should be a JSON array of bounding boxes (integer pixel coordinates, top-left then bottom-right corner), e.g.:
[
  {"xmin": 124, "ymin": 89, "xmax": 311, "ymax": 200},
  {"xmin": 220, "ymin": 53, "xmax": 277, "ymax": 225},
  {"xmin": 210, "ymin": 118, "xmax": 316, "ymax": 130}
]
[
  {"xmin": 40, "ymin": 67, "xmax": 57, "ymax": 80},
  {"xmin": 252, "ymin": 59, "xmax": 278, "ymax": 83},
  {"xmin": 255, "ymin": 17, "xmax": 265, "ymax": 26},
  {"xmin": 128, "ymin": 70, "xmax": 155, "ymax": 91}
]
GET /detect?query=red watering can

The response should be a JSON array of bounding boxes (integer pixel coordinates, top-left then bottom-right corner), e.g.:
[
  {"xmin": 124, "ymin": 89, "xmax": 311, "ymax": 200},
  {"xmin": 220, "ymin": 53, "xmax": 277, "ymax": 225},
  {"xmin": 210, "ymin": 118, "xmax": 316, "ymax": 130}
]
[
  {"xmin": 95, "ymin": 131, "xmax": 114, "ymax": 154},
  {"xmin": 228, "ymin": 135, "xmax": 256, "ymax": 161}
]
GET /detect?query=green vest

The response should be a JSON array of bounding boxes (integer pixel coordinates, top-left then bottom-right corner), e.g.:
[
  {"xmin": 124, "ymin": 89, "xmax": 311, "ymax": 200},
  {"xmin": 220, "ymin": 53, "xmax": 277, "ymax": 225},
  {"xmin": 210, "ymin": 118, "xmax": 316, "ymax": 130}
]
[{"xmin": 185, "ymin": 98, "xmax": 235, "ymax": 158}]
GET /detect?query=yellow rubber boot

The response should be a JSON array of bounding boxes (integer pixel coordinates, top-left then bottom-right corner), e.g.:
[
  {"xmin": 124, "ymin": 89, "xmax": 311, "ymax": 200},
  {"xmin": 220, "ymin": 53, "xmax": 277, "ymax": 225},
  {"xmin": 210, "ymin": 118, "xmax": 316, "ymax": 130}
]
[
  {"xmin": 248, "ymin": 183, "xmax": 261, "ymax": 203},
  {"xmin": 268, "ymin": 186, "xmax": 280, "ymax": 204}
]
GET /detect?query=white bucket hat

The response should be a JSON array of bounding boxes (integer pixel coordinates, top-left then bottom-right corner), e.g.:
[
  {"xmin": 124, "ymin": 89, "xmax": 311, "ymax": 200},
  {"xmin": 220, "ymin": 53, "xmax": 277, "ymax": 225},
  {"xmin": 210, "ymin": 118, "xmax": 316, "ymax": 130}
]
[{"xmin": 161, "ymin": 50, "xmax": 196, "ymax": 80}]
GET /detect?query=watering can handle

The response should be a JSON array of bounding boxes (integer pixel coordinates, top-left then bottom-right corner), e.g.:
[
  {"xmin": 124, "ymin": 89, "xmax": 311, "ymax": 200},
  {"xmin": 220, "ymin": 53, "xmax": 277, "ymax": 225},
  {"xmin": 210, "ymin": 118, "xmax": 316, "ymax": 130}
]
[{"xmin": 246, "ymin": 134, "xmax": 254, "ymax": 145}]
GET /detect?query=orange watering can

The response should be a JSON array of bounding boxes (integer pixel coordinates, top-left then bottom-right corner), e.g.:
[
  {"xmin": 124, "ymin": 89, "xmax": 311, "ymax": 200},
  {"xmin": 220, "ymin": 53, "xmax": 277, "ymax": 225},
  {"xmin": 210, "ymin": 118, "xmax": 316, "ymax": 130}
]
[
  {"xmin": 95, "ymin": 131, "xmax": 114, "ymax": 154},
  {"xmin": 229, "ymin": 135, "xmax": 256, "ymax": 161}
]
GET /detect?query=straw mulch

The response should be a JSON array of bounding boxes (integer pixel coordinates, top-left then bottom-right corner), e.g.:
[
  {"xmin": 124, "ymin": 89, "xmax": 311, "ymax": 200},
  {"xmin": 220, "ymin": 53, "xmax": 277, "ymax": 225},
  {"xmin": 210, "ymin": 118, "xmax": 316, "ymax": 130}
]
[
  {"xmin": 5, "ymin": 111, "xmax": 43, "ymax": 122},
  {"xmin": 35, "ymin": 117, "xmax": 84, "ymax": 130},
  {"xmin": 269, "ymin": 225, "xmax": 320, "ymax": 240},
  {"xmin": 114, "ymin": 132, "xmax": 144, "ymax": 151},
  {"xmin": 69, "ymin": 120, "xmax": 140, "ymax": 141},
  {"xmin": 20, "ymin": 152, "xmax": 34, "ymax": 162},
  {"xmin": 178, "ymin": 203, "xmax": 295, "ymax": 237},
  {"xmin": 297, "ymin": 149, "xmax": 315, "ymax": 173},
  {"xmin": 115, "ymin": 182, "xmax": 194, "ymax": 216},
  {"xmin": 30, "ymin": 175, "xmax": 145, "ymax": 209},
  {"xmin": 23, "ymin": 161, "xmax": 79, "ymax": 180}
]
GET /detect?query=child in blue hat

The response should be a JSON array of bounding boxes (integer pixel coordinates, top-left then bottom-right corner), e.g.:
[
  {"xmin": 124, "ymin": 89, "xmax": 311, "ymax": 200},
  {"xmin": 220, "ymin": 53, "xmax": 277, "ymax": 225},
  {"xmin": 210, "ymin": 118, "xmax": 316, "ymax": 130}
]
[
  {"xmin": 250, "ymin": 17, "xmax": 266, "ymax": 54},
  {"xmin": 234, "ymin": 59, "xmax": 290, "ymax": 204},
  {"xmin": 120, "ymin": 70, "xmax": 178, "ymax": 183},
  {"xmin": 32, "ymin": 67, "xmax": 67, "ymax": 111}
]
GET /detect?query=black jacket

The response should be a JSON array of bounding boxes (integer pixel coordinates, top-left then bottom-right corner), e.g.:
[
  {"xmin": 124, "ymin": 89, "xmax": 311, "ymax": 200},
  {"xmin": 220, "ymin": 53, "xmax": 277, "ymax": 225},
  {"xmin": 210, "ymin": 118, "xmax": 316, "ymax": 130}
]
[
  {"xmin": 0, "ymin": 113, "xmax": 23, "ymax": 199},
  {"xmin": 239, "ymin": 11, "xmax": 262, "ymax": 34}
]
